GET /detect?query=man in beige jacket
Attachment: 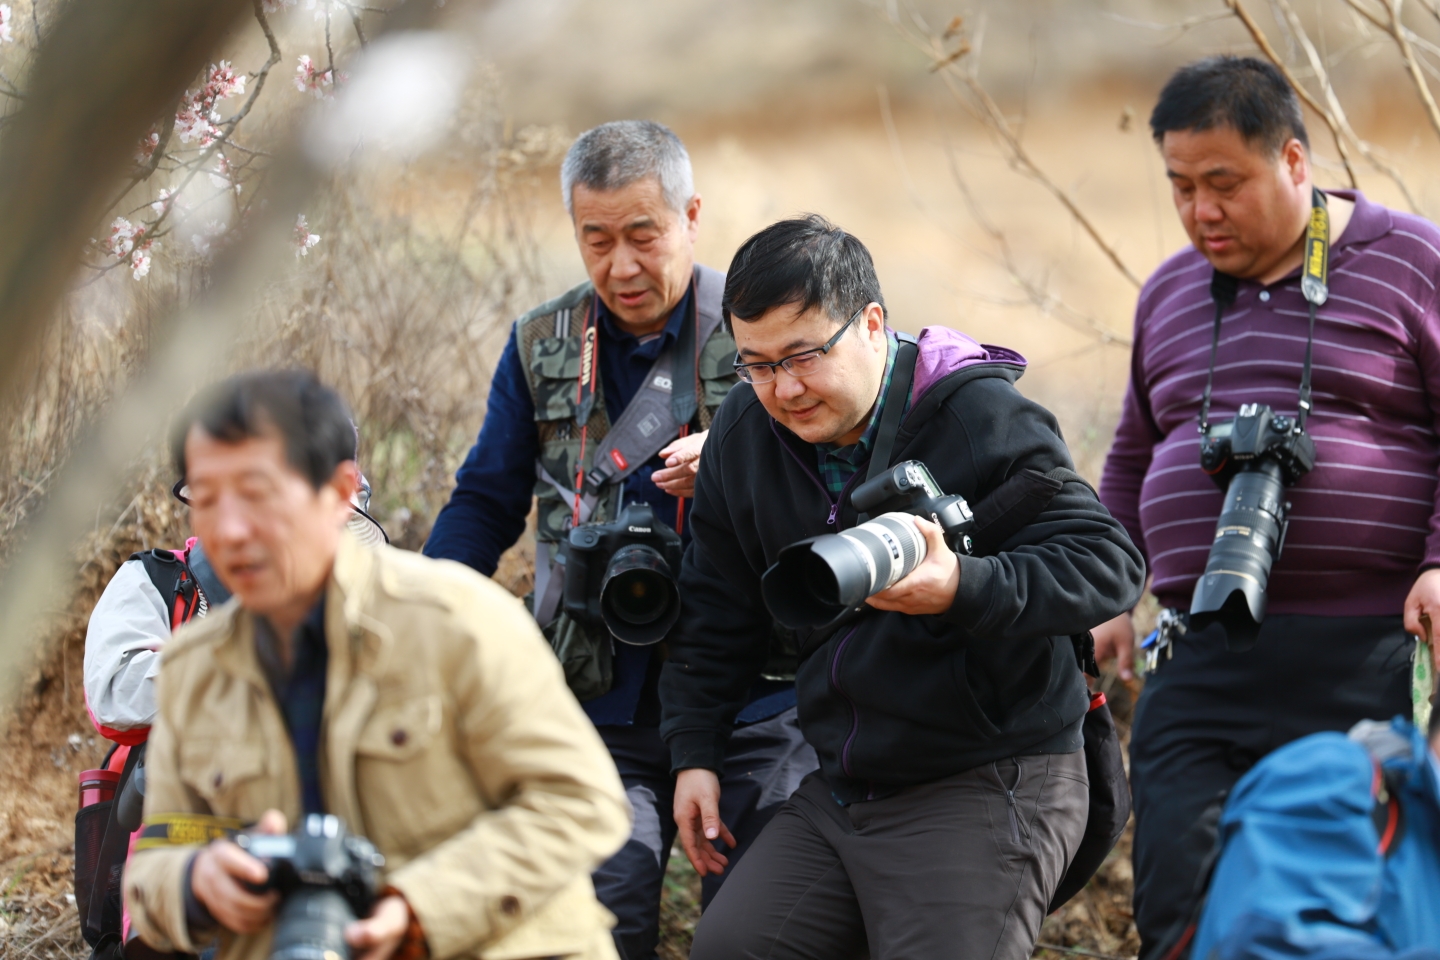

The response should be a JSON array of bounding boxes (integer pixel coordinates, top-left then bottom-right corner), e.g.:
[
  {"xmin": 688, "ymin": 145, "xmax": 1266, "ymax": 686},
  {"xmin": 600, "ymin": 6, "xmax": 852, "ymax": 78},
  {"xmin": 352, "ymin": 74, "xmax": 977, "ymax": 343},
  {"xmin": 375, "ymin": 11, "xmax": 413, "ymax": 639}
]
[{"xmin": 124, "ymin": 369, "xmax": 630, "ymax": 960}]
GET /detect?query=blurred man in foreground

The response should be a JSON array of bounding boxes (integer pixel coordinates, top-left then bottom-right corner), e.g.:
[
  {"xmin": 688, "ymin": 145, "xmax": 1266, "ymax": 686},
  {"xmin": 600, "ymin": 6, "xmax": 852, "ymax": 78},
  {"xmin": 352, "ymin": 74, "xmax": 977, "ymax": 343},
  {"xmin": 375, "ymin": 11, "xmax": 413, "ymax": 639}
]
[
  {"xmin": 1093, "ymin": 57, "xmax": 1440, "ymax": 956},
  {"xmin": 1190, "ymin": 713, "xmax": 1440, "ymax": 959},
  {"xmin": 425, "ymin": 120, "xmax": 813, "ymax": 959},
  {"xmin": 125, "ymin": 370, "xmax": 630, "ymax": 960}
]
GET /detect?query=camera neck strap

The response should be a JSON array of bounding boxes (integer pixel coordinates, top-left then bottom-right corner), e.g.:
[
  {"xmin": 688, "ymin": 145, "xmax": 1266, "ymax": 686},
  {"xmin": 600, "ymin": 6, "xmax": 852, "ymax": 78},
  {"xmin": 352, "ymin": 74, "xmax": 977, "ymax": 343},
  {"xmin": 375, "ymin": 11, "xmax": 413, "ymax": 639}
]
[
  {"xmin": 865, "ymin": 331, "xmax": 919, "ymax": 486},
  {"xmin": 569, "ymin": 272, "xmax": 717, "ymax": 527},
  {"xmin": 1198, "ymin": 187, "xmax": 1330, "ymax": 435}
]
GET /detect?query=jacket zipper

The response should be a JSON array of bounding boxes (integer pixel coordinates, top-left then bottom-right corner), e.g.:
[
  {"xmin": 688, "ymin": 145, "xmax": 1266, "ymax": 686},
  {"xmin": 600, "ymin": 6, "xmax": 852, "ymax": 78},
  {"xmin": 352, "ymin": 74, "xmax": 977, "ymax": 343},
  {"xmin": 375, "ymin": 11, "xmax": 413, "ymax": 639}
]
[
  {"xmin": 830, "ymin": 626, "xmax": 862, "ymax": 778},
  {"xmin": 996, "ymin": 759, "xmax": 1023, "ymax": 844},
  {"xmin": 770, "ymin": 419, "xmax": 869, "ymax": 531}
]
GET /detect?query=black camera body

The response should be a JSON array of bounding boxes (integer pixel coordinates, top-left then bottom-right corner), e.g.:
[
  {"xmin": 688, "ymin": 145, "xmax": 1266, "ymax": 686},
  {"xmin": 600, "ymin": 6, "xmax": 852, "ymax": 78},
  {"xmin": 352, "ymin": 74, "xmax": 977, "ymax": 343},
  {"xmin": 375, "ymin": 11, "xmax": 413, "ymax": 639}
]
[
  {"xmin": 763, "ymin": 461, "xmax": 975, "ymax": 629},
  {"xmin": 1199, "ymin": 402, "xmax": 1315, "ymax": 488},
  {"xmin": 562, "ymin": 502, "xmax": 684, "ymax": 646},
  {"xmin": 851, "ymin": 460, "xmax": 976, "ymax": 552},
  {"xmin": 1191, "ymin": 403, "xmax": 1316, "ymax": 650},
  {"xmin": 235, "ymin": 814, "xmax": 384, "ymax": 960}
]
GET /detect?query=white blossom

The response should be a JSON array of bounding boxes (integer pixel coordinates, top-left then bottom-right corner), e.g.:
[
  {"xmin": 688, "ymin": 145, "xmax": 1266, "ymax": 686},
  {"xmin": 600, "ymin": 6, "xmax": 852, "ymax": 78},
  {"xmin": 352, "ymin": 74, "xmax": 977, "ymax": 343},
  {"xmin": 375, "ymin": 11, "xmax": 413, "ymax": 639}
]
[
  {"xmin": 175, "ymin": 61, "xmax": 247, "ymax": 146},
  {"xmin": 0, "ymin": 6, "xmax": 13, "ymax": 44},
  {"xmin": 294, "ymin": 55, "xmax": 336, "ymax": 100},
  {"xmin": 261, "ymin": 0, "xmax": 297, "ymax": 11},
  {"xmin": 150, "ymin": 188, "xmax": 175, "ymax": 217},
  {"xmin": 294, "ymin": 214, "xmax": 321, "ymax": 257}
]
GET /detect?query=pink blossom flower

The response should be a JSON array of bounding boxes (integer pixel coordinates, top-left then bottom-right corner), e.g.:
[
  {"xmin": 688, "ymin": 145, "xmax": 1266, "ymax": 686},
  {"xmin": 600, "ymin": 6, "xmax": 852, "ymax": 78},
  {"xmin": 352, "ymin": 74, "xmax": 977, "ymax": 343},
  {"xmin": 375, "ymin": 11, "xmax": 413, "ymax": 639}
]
[
  {"xmin": 129, "ymin": 244, "xmax": 154, "ymax": 280},
  {"xmin": 150, "ymin": 188, "xmax": 175, "ymax": 217},
  {"xmin": 294, "ymin": 214, "xmax": 321, "ymax": 257},
  {"xmin": 0, "ymin": 6, "xmax": 13, "ymax": 44},
  {"xmin": 104, "ymin": 218, "xmax": 155, "ymax": 279},
  {"xmin": 135, "ymin": 127, "xmax": 160, "ymax": 164},
  {"xmin": 175, "ymin": 61, "xmax": 248, "ymax": 147},
  {"xmin": 105, "ymin": 218, "xmax": 142, "ymax": 259},
  {"xmin": 294, "ymin": 55, "xmax": 335, "ymax": 100}
]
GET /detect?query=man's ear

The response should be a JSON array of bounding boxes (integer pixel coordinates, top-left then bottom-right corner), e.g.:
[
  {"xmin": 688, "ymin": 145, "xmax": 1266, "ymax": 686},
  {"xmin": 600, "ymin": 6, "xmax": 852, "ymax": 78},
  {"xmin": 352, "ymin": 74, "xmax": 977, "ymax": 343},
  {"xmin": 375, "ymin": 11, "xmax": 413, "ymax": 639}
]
[
  {"xmin": 863, "ymin": 302, "xmax": 886, "ymax": 343},
  {"xmin": 327, "ymin": 461, "xmax": 362, "ymax": 520},
  {"xmin": 684, "ymin": 193, "xmax": 702, "ymax": 240},
  {"xmin": 1281, "ymin": 137, "xmax": 1309, "ymax": 187}
]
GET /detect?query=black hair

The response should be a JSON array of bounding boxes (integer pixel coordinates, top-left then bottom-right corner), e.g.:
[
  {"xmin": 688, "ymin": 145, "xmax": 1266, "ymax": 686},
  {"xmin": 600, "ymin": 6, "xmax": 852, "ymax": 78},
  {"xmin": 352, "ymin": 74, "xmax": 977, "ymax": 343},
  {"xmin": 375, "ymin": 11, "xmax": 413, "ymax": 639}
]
[
  {"xmin": 172, "ymin": 369, "xmax": 357, "ymax": 490},
  {"xmin": 1150, "ymin": 55, "xmax": 1309, "ymax": 155},
  {"xmin": 722, "ymin": 214, "xmax": 886, "ymax": 331}
]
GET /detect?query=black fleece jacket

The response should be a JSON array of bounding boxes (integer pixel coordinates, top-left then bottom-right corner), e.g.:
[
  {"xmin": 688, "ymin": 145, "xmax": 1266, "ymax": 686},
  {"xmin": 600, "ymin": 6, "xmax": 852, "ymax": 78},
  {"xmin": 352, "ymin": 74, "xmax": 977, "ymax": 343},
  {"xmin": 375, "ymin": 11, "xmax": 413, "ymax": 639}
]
[{"xmin": 658, "ymin": 362, "xmax": 1146, "ymax": 803}]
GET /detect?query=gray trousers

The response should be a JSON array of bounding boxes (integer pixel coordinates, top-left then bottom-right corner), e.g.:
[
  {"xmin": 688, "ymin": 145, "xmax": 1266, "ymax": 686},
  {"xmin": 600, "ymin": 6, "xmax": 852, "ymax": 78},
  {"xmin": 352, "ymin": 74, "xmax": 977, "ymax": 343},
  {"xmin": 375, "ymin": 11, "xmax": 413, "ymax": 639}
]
[
  {"xmin": 689, "ymin": 750, "xmax": 1089, "ymax": 960},
  {"xmin": 593, "ymin": 707, "xmax": 817, "ymax": 960}
]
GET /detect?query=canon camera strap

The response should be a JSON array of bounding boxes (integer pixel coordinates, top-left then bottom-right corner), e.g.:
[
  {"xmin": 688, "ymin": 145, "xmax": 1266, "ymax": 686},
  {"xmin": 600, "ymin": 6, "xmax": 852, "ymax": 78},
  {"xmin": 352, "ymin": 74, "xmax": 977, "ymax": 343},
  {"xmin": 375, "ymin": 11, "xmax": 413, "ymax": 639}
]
[
  {"xmin": 864, "ymin": 332, "xmax": 919, "ymax": 486},
  {"xmin": 533, "ymin": 267, "xmax": 723, "ymax": 626},
  {"xmin": 1200, "ymin": 188, "xmax": 1329, "ymax": 435}
]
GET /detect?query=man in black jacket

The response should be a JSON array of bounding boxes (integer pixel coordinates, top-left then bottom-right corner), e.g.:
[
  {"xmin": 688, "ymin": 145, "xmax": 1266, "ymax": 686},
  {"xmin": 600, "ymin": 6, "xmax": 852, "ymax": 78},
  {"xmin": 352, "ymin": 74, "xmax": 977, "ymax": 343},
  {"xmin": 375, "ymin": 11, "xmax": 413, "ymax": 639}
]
[{"xmin": 659, "ymin": 215, "xmax": 1145, "ymax": 959}]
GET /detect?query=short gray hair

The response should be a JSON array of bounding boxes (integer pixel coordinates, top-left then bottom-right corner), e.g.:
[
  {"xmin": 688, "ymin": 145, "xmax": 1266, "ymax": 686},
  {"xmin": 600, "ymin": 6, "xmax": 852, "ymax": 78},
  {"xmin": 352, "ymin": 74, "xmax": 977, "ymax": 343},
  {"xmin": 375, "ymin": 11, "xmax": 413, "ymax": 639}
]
[{"xmin": 560, "ymin": 120, "xmax": 695, "ymax": 217}]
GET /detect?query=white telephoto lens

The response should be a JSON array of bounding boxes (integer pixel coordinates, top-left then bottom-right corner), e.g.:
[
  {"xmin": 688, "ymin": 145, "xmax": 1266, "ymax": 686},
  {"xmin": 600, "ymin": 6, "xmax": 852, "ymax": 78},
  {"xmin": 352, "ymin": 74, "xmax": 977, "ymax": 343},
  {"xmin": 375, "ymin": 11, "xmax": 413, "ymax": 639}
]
[{"xmin": 837, "ymin": 512, "xmax": 928, "ymax": 594}]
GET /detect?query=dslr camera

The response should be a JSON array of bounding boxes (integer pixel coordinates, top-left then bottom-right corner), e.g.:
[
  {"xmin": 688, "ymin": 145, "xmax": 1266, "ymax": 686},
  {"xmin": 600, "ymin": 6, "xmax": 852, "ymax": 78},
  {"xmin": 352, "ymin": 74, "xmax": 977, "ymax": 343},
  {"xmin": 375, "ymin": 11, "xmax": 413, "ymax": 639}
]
[
  {"xmin": 562, "ymin": 502, "xmax": 683, "ymax": 645},
  {"xmin": 763, "ymin": 461, "xmax": 974, "ymax": 629},
  {"xmin": 235, "ymin": 814, "xmax": 384, "ymax": 960},
  {"xmin": 1192, "ymin": 402, "xmax": 1315, "ymax": 649}
]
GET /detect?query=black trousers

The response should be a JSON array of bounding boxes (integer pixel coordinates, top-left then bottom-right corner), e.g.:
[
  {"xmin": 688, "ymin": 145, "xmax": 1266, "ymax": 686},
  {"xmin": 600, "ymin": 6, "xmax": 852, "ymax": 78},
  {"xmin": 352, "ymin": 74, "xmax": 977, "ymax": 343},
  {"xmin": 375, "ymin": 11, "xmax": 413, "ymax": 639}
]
[
  {"xmin": 593, "ymin": 708, "xmax": 817, "ymax": 960},
  {"xmin": 690, "ymin": 752, "xmax": 1090, "ymax": 960},
  {"xmin": 1129, "ymin": 614, "xmax": 1413, "ymax": 958}
]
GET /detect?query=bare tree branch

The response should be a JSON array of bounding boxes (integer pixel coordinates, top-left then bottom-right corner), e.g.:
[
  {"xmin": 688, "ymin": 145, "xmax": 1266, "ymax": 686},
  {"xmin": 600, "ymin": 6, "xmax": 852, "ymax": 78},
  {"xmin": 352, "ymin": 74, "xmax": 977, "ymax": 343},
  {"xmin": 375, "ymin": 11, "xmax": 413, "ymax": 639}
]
[
  {"xmin": 1345, "ymin": 0, "xmax": 1440, "ymax": 143},
  {"xmin": 890, "ymin": 15, "xmax": 1142, "ymax": 289},
  {"xmin": 1226, "ymin": 0, "xmax": 1424, "ymax": 211},
  {"xmin": 1225, "ymin": 0, "xmax": 1359, "ymax": 186}
]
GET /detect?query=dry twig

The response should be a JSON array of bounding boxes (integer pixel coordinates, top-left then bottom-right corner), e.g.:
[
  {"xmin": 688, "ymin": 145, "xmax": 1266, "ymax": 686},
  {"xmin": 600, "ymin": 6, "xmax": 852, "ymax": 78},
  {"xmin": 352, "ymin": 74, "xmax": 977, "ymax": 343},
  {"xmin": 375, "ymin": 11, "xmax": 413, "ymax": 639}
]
[
  {"xmin": 1344, "ymin": 0, "xmax": 1440, "ymax": 143},
  {"xmin": 889, "ymin": 13, "xmax": 1142, "ymax": 289}
]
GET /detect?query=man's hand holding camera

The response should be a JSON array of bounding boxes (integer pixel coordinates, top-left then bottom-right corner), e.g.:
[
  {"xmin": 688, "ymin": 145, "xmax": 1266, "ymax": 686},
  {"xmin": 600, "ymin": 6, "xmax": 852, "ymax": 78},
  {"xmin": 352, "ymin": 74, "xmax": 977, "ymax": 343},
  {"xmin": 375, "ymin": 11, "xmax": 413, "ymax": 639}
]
[
  {"xmin": 865, "ymin": 516, "xmax": 960, "ymax": 616},
  {"xmin": 191, "ymin": 810, "xmax": 413, "ymax": 960}
]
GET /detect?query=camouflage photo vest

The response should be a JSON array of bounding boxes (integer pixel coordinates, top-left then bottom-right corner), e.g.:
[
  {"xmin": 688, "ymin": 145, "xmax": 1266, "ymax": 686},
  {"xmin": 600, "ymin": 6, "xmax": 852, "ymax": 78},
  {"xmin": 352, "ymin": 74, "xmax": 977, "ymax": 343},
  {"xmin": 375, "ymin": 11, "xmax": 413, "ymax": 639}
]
[{"xmin": 517, "ymin": 265, "xmax": 738, "ymax": 698}]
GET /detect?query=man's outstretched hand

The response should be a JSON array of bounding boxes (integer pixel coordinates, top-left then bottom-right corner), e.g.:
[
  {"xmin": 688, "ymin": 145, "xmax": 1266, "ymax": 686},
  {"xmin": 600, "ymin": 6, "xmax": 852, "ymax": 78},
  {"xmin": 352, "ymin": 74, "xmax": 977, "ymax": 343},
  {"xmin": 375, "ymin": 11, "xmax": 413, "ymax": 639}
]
[
  {"xmin": 673, "ymin": 768, "xmax": 735, "ymax": 877},
  {"xmin": 653, "ymin": 430, "xmax": 708, "ymax": 498},
  {"xmin": 1091, "ymin": 612, "xmax": 1137, "ymax": 682}
]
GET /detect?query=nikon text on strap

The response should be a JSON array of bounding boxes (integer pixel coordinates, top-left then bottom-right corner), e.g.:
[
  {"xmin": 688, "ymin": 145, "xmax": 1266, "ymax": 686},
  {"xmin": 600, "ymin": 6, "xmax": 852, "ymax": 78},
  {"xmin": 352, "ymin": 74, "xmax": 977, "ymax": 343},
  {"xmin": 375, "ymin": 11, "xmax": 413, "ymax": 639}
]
[{"xmin": 1200, "ymin": 187, "xmax": 1329, "ymax": 436}]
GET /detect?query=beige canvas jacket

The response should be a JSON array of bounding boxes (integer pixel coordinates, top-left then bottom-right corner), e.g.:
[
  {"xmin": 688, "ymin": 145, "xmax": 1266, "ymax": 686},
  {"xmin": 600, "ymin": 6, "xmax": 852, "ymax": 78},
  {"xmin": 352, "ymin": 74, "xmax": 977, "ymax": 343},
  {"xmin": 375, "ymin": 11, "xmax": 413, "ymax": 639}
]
[{"xmin": 124, "ymin": 533, "xmax": 630, "ymax": 960}]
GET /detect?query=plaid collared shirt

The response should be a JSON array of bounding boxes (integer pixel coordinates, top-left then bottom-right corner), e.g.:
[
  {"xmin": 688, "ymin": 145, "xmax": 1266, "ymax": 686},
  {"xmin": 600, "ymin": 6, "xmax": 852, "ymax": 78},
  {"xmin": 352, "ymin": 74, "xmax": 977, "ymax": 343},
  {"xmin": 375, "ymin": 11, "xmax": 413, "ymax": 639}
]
[{"xmin": 815, "ymin": 333, "xmax": 903, "ymax": 497}]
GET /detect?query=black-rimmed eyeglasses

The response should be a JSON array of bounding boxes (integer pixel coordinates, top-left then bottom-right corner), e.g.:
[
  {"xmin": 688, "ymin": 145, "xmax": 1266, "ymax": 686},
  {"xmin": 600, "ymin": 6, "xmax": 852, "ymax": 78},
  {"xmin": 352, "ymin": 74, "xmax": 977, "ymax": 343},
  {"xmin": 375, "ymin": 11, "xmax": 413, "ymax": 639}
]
[{"xmin": 732, "ymin": 304, "xmax": 869, "ymax": 385}]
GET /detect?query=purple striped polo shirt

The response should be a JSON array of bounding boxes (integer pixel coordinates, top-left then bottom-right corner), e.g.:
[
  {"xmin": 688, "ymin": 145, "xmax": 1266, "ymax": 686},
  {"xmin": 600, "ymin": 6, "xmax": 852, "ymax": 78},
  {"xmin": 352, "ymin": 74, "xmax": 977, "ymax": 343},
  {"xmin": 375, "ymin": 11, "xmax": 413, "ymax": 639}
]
[{"xmin": 1099, "ymin": 190, "xmax": 1440, "ymax": 617}]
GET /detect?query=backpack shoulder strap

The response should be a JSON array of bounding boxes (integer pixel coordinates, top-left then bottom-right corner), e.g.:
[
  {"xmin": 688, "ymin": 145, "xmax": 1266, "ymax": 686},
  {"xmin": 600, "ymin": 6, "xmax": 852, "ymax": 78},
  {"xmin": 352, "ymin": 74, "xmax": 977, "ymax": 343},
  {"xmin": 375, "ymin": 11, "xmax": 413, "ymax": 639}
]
[
  {"xmin": 128, "ymin": 548, "xmax": 200, "ymax": 631},
  {"xmin": 968, "ymin": 466, "xmax": 1092, "ymax": 557}
]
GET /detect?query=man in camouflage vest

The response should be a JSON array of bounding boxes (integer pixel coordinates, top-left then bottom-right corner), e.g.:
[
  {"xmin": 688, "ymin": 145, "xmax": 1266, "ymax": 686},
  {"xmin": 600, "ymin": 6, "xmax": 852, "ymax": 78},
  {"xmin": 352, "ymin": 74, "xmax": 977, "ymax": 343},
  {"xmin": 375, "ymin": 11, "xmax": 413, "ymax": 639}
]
[{"xmin": 425, "ymin": 121, "xmax": 815, "ymax": 960}]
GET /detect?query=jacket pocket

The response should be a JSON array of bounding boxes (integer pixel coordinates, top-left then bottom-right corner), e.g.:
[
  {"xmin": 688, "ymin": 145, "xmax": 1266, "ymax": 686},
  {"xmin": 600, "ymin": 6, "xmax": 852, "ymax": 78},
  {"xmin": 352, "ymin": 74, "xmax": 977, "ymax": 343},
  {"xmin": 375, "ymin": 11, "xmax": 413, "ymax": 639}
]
[
  {"xmin": 178, "ymin": 740, "xmax": 268, "ymax": 815},
  {"xmin": 355, "ymin": 695, "xmax": 441, "ymax": 762},
  {"xmin": 354, "ymin": 695, "xmax": 476, "ymax": 858},
  {"xmin": 530, "ymin": 336, "xmax": 582, "ymax": 422}
]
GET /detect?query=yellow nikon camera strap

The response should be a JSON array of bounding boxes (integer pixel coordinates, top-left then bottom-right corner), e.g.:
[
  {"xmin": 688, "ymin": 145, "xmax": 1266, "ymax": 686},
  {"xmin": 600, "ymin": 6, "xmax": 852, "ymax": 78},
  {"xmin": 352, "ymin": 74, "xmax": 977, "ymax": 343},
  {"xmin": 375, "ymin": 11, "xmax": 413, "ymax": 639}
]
[{"xmin": 134, "ymin": 813, "xmax": 244, "ymax": 851}]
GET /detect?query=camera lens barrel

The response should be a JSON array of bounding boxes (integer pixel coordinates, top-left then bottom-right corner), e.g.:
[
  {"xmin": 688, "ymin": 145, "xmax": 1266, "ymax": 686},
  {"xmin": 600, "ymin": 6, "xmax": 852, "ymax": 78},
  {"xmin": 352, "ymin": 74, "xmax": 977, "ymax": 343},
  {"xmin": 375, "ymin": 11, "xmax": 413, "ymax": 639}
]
[
  {"xmin": 268, "ymin": 888, "xmax": 358, "ymax": 960},
  {"xmin": 763, "ymin": 513, "xmax": 928, "ymax": 628},
  {"xmin": 599, "ymin": 543, "xmax": 680, "ymax": 646},
  {"xmin": 1189, "ymin": 460, "xmax": 1287, "ymax": 649}
]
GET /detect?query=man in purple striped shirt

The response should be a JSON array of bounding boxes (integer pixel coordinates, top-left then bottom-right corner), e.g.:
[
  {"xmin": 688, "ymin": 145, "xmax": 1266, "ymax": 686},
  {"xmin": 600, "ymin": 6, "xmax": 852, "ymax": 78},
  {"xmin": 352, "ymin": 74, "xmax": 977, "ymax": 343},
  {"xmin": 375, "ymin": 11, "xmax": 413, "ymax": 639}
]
[{"xmin": 1093, "ymin": 56, "xmax": 1440, "ymax": 957}]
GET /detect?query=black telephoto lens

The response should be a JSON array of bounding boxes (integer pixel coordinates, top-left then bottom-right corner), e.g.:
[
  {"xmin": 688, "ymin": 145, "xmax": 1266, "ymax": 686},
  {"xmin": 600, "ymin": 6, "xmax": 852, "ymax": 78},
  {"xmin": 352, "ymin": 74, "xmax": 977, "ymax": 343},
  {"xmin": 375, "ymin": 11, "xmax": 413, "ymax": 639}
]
[
  {"xmin": 600, "ymin": 544, "xmax": 680, "ymax": 645},
  {"xmin": 1189, "ymin": 460, "xmax": 1288, "ymax": 651},
  {"xmin": 268, "ymin": 888, "xmax": 358, "ymax": 960}
]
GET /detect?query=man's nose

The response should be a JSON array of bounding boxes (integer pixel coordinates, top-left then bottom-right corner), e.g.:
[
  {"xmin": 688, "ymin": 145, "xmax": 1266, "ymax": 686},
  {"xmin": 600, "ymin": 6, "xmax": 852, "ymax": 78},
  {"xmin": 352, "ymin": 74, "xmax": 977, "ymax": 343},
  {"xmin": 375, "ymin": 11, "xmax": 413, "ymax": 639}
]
[
  {"xmin": 1194, "ymin": 194, "xmax": 1224, "ymax": 223},
  {"xmin": 773, "ymin": 369, "xmax": 805, "ymax": 401},
  {"xmin": 610, "ymin": 242, "xmax": 642, "ymax": 280},
  {"xmin": 209, "ymin": 496, "xmax": 254, "ymax": 545}
]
